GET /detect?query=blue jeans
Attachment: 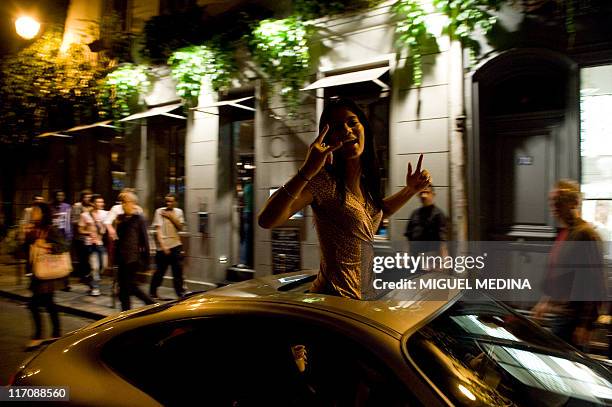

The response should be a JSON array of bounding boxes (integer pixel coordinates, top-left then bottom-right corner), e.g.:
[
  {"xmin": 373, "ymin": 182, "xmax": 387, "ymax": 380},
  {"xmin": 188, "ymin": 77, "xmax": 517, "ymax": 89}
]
[{"xmin": 87, "ymin": 244, "xmax": 107, "ymax": 290}]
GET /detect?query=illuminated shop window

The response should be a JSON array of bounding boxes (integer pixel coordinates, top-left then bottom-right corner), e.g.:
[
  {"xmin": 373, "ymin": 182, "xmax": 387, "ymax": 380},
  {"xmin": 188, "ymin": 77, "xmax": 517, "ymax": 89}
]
[{"xmin": 580, "ymin": 65, "xmax": 612, "ymax": 253}]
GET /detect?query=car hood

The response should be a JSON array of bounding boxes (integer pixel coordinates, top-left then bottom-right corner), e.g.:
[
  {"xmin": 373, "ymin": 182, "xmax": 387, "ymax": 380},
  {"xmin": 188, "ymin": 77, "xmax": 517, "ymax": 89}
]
[
  {"xmin": 82, "ymin": 272, "xmax": 462, "ymax": 337},
  {"xmin": 194, "ymin": 271, "xmax": 462, "ymax": 335}
]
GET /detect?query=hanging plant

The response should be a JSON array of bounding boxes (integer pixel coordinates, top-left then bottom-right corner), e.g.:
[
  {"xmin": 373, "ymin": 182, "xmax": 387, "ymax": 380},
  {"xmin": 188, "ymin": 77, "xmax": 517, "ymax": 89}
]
[
  {"xmin": 434, "ymin": 0, "xmax": 504, "ymax": 60},
  {"xmin": 564, "ymin": 0, "xmax": 576, "ymax": 48},
  {"xmin": 250, "ymin": 17, "xmax": 310, "ymax": 112},
  {"xmin": 0, "ymin": 29, "xmax": 111, "ymax": 143},
  {"xmin": 97, "ymin": 64, "xmax": 150, "ymax": 121},
  {"xmin": 293, "ymin": 0, "xmax": 382, "ymax": 19},
  {"xmin": 392, "ymin": 0, "xmax": 437, "ymax": 86},
  {"xmin": 168, "ymin": 44, "xmax": 235, "ymax": 106}
]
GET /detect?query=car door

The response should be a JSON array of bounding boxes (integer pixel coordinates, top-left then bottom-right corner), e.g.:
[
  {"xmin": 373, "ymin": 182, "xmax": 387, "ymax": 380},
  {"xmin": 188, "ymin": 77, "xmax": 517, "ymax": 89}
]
[{"xmin": 100, "ymin": 313, "xmax": 424, "ymax": 406}]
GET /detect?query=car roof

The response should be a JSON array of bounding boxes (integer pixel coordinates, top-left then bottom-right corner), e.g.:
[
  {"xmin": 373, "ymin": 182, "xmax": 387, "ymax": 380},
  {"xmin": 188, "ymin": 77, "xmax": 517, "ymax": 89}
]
[{"xmin": 181, "ymin": 271, "xmax": 462, "ymax": 336}]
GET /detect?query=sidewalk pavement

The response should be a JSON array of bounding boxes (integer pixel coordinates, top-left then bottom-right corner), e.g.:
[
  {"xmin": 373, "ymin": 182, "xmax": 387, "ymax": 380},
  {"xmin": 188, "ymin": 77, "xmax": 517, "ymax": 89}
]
[{"xmin": 0, "ymin": 255, "xmax": 213, "ymax": 320}]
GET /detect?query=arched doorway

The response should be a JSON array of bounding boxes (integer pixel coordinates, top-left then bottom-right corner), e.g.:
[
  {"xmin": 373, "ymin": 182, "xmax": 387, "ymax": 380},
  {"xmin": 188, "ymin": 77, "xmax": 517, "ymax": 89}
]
[{"xmin": 469, "ymin": 48, "xmax": 579, "ymax": 242}]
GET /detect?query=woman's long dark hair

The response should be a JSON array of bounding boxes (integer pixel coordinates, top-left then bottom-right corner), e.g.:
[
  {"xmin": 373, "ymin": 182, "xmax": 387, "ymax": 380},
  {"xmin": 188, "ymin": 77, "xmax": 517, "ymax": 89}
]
[
  {"xmin": 31, "ymin": 202, "xmax": 53, "ymax": 230},
  {"xmin": 318, "ymin": 98, "xmax": 384, "ymax": 210}
]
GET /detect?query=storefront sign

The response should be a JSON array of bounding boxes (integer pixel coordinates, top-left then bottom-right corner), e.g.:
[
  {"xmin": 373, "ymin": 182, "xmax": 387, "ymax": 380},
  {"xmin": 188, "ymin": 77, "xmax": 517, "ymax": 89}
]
[{"xmin": 272, "ymin": 228, "xmax": 301, "ymax": 274}]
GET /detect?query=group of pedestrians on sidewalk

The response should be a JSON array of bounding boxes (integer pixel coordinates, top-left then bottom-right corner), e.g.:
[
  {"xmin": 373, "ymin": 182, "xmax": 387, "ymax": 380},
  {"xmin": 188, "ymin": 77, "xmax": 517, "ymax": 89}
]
[{"xmin": 18, "ymin": 188, "xmax": 188, "ymax": 349}]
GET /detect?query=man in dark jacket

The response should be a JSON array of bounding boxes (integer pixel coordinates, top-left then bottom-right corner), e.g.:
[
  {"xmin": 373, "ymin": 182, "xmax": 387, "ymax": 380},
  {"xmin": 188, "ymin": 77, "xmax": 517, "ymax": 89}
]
[
  {"xmin": 115, "ymin": 192, "xmax": 155, "ymax": 311},
  {"xmin": 404, "ymin": 186, "xmax": 448, "ymax": 259}
]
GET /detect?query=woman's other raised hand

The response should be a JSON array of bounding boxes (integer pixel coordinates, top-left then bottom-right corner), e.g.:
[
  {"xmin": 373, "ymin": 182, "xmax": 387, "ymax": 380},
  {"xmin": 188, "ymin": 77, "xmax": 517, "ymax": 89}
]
[
  {"xmin": 406, "ymin": 154, "xmax": 432, "ymax": 192},
  {"xmin": 299, "ymin": 124, "xmax": 343, "ymax": 179}
]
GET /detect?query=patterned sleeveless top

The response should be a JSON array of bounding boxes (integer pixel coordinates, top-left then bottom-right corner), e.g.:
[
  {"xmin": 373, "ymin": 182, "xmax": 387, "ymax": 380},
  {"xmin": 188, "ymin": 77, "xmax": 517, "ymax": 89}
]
[{"xmin": 306, "ymin": 170, "xmax": 382, "ymax": 299}]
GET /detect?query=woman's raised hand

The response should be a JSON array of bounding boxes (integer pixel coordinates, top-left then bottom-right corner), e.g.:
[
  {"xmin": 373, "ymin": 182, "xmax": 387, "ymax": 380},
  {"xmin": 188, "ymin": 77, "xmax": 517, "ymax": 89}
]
[
  {"xmin": 406, "ymin": 154, "xmax": 432, "ymax": 192},
  {"xmin": 299, "ymin": 124, "xmax": 343, "ymax": 179}
]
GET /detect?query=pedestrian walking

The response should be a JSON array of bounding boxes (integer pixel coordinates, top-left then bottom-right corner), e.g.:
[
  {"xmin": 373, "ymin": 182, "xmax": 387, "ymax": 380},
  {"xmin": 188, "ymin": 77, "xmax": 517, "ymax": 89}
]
[
  {"xmin": 258, "ymin": 98, "xmax": 431, "ymax": 299},
  {"xmin": 105, "ymin": 188, "xmax": 143, "ymax": 241},
  {"xmin": 532, "ymin": 179, "xmax": 606, "ymax": 349},
  {"xmin": 25, "ymin": 202, "xmax": 70, "ymax": 349},
  {"xmin": 239, "ymin": 180, "xmax": 254, "ymax": 267},
  {"xmin": 78, "ymin": 195, "xmax": 108, "ymax": 296},
  {"xmin": 18, "ymin": 194, "xmax": 45, "ymax": 242},
  {"xmin": 404, "ymin": 185, "xmax": 449, "ymax": 260},
  {"xmin": 17, "ymin": 194, "xmax": 44, "ymax": 271},
  {"xmin": 150, "ymin": 193, "xmax": 186, "ymax": 299},
  {"xmin": 51, "ymin": 190, "xmax": 72, "ymax": 292},
  {"xmin": 114, "ymin": 192, "xmax": 155, "ymax": 311},
  {"xmin": 104, "ymin": 188, "xmax": 143, "ymax": 271},
  {"xmin": 71, "ymin": 189, "xmax": 92, "ymax": 279},
  {"xmin": 50, "ymin": 190, "xmax": 72, "ymax": 241}
]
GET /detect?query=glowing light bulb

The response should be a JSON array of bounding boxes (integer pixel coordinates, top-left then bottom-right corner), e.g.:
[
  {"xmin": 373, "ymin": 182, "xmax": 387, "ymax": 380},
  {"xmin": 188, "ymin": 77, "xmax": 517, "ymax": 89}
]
[{"xmin": 15, "ymin": 16, "xmax": 40, "ymax": 39}]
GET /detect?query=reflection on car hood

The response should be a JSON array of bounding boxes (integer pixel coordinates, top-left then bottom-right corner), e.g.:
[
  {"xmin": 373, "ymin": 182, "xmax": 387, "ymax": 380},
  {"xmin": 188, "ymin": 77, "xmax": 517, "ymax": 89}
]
[
  {"xmin": 81, "ymin": 272, "xmax": 463, "ymax": 336},
  {"xmin": 184, "ymin": 271, "xmax": 463, "ymax": 335}
]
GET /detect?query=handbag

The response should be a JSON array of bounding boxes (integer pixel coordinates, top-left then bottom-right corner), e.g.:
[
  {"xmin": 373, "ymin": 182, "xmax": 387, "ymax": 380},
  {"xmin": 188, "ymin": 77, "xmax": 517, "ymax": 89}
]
[{"xmin": 29, "ymin": 231, "xmax": 72, "ymax": 280}]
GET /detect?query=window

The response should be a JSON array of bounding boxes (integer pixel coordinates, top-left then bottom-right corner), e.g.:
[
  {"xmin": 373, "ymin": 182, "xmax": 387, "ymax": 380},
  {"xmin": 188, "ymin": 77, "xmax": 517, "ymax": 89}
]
[
  {"xmin": 406, "ymin": 298, "xmax": 612, "ymax": 406},
  {"xmin": 101, "ymin": 315, "xmax": 418, "ymax": 406},
  {"xmin": 215, "ymin": 95, "xmax": 256, "ymax": 268},
  {"xmin": 580, "ymin": 65, "xmax": 612, "ymax": 256},
  {"xmin": 150, "ymin": 116, "xmax": 186, "ymax": 211}
]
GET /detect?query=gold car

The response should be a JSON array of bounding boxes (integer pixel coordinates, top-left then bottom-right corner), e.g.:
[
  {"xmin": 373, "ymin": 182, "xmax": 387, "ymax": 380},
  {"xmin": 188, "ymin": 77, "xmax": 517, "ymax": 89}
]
[{"xmin": 11, "ymin": 272, "xmax": 612, "ymax": 406}]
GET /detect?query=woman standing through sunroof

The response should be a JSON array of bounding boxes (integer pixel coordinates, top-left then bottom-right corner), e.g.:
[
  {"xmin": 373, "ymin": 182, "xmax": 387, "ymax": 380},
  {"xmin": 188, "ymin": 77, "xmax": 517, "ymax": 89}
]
[{"xmin": 259, "ymin": 98, "xmax": 431, "ymax": 299}]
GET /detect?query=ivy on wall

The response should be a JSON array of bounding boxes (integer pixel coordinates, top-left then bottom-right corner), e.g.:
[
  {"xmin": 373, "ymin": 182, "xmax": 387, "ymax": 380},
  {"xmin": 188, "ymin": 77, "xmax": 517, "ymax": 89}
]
[
  {"xmin": 168, "ymin": 44, "xmax": 235, "ymax": 106},
  {"xmin": 0, "ymin": 30, "xmax": 111, "ymax": 143},
  {"xmin": 392, "ymin": 0, "xmax": 437, "ymax": 86},
  {"xmin": 433, "ymin": 0, "xmax": 504, "ymax": 58},
  {"xmin": 293, "ymin": 0, "xmax": 382, "ymax": 20},
  {"xmin": 97, "ymin": 64, "xmax": 150, "ymax": 122},
  {"xmin": 1, "ymin": 0, "xmax": 587, "ymax": 143},
  {"xmin": 250, "ymin": 17, "xmax": 311, "ymax": 111}
]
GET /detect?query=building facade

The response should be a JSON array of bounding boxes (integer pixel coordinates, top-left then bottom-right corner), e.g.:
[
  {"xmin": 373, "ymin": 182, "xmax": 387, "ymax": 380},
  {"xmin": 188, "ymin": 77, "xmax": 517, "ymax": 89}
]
[{"xmin": 10, "ymin": 0, "xmax": 611, "ymax": 289}]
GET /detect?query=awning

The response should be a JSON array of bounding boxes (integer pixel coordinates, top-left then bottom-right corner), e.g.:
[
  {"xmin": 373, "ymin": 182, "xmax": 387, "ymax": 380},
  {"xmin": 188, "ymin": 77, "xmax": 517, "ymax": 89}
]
[
  {"xmin": 36, "ymin": 120, "xmax": 116, "ymax": 138},
  {"xmin": 119, "ymin": 102, "xmax": 185, "ymax": 122},
  {"xmin": 192, "ymin": 96, "xmax": 255, "ymax": 113},
  {"xmin": 37, "ymin": 132, "xmax": 71, "ymax": 138},
  {"xmin": 301, "ymin": 66, "xmax": 389, "ymax": 91},
  {"xmin": 65, "ymin": 120, "xmax": 115, "ymax": 132}
]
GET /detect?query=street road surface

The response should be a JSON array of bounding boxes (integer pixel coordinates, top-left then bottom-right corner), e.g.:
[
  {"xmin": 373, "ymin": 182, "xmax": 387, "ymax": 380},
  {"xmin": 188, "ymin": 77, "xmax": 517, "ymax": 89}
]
[{"xmin": 0, "ymin": 298, "xmax": 96, "ymax": 385}]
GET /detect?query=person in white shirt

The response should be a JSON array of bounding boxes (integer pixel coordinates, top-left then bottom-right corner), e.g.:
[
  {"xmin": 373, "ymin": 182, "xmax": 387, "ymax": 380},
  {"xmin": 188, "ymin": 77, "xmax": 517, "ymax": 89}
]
[
  {"xmin": 150, "ymin": 193, "xmax": 186, "ymax": 299},
  {"xmin": 78, "ymin": 195, "xmax": 108, "ymax": 296}
]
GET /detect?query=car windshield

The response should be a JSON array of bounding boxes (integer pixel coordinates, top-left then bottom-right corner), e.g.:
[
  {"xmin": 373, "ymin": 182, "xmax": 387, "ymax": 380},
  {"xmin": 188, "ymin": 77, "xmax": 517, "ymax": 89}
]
[{"xmin": 405, "ymin": 298, "xmax": 612, "ymax": 406}]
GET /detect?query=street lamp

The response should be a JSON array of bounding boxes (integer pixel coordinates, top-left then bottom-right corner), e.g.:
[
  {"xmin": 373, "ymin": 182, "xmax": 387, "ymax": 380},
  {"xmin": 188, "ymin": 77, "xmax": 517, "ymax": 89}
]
[{"xmin": 15, "ymin": 16, "xmax": 41, "ymax": 40}]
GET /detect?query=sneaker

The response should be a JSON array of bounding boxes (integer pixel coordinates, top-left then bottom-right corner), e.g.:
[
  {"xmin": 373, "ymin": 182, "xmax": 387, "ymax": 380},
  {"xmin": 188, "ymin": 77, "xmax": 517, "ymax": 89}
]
[{"xmin": 90, "ymin": 288, "xmax": 101, "ymax": 296}]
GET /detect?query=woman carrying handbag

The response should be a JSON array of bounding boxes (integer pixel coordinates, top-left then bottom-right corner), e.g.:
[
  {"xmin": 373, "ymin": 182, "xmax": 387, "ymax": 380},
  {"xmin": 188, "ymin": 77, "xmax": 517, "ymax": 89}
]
[{"xmin": 25, "ymin": 201, "xmax": 71, "ymax": 350}]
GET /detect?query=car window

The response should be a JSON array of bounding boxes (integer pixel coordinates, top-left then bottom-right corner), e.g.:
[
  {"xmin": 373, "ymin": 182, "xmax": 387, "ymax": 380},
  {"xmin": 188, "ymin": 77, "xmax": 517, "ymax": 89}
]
[
  {"xmin": 101, "ymin": 315, "xmax": 420, "ymax": 407},
  {"xmin": 405, "ymin": 300, "xmax": 612, "ymax": 406}
]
